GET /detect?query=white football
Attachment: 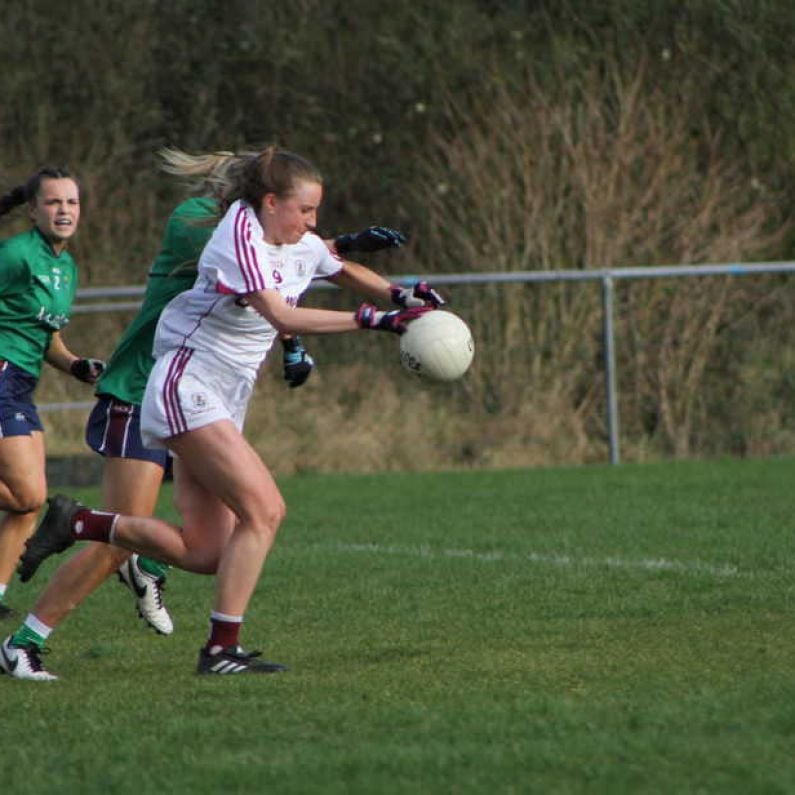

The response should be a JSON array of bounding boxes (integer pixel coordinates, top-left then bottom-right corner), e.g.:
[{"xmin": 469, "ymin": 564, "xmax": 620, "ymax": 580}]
[{"xmin": 399, "ymin": 310, "xmax": 474, "ymax": 382}]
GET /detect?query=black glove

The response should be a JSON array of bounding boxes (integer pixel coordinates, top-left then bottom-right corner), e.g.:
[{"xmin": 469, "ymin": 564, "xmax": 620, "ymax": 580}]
[
  {"xmin": 70, "ymin": 358, "xmax": 105, "ymax": 384},
  {"xmin": 355, "ymin": 304, "xmax": 434, "ymax": 335},
  {"xmin": 281, "ymin": 337, "xmax": 314, "ymax": 388},
  {"xmin": 334, "ymin": 226, "xmax": 406, "ymax": 255},
  {"xmin": 390, "ymin": 280, "xmax": 446, "ymax": 308}
]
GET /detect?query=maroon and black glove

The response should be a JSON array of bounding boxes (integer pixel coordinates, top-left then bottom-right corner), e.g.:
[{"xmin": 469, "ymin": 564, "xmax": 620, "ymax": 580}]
[{"xmin": 355, "ymin": 304, "xmax": 434, "ymax": 335}]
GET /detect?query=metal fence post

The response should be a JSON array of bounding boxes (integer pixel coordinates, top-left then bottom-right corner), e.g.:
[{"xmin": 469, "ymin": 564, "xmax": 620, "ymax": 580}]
[{"xmin": 601, "ymin": 275, "xmax": 620, "ymax": 464}]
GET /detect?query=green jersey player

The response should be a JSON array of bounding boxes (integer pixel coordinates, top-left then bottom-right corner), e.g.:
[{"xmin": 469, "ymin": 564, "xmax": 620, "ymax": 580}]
[
  {"xmin": 0, "ymin": 167, "xmax": 104, "ymax": 629},
  {"xmin": 10, "ymin": 189, "xmax": 230, "ymax": 648}
]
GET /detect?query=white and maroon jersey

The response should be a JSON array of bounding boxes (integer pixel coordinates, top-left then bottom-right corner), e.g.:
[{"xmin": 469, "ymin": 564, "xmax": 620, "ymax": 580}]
[{"xmin": 153, "ymin": 200, "xmax": 342, "ymax": 377}]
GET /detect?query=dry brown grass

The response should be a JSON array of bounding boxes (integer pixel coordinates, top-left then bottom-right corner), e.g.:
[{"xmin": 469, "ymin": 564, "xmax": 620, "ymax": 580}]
[{"xmin": 409, "ymin": 53, "xmax": 790, "ymax": 463}]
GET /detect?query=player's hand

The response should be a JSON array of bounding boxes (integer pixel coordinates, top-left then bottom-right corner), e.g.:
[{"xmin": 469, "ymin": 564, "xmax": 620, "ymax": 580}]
[
  {"xmin": 70, "ymin": 358, "xmax": 105, "ymax": 384},
  {"xmin": 390, "ymin": 280, "xmax": 446, "ymax": 309},
  {"xmin": 355, "ymin": 304, "xmax": 434, "ymax": 335},
  {"xmin": 282, "ymin": 336, "xmax": 314, "ymax": 388},
  {"xmin": 334, "ymin": 226, "xmax": 406, "ymax": 255}
]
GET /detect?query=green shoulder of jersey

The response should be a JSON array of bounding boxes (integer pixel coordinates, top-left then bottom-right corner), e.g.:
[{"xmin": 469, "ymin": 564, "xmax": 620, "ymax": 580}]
[{"xmin": 96, "ymin": 197, "xmax": 220, "ymax": 405}]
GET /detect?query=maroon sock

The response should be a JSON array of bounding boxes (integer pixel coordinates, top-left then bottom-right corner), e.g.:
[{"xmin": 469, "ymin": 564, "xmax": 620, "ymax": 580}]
[
  {"xmin": 207, "ymin": 613, "xmax": 243, "ymax": 651},
  {"xmin": 72, "ymin": 508, "xmax": 119, "ymax": 543}
]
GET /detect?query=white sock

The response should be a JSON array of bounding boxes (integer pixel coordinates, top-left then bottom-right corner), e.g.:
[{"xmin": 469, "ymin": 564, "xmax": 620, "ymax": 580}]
[{"xmin": 25, "ymin": 614, "xmax": 54, "ymax": 640}]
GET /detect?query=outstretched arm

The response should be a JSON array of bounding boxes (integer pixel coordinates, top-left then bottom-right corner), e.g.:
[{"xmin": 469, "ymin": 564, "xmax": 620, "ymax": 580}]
[
  {"xmin": 326, "ymin": 260, "xmax": 447, "ymax": 308},
  {"xmin": 247, "ymin": 289, "xmax": 431, "ymax": 337},
  {"xmin": 248, "ymin": 290, "xmax": 359, "ymax": 335},
  {"xmin": 325, "ymin": 259, "xmax": 393, "ymax": 303}
]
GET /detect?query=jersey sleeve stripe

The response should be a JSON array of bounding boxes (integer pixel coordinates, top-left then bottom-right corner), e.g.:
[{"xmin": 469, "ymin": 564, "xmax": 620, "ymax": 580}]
[
  {"xmin": 232, "ymin": 207, "xmax": 252, "ymax": 292},
  {"xmin": 233, "ymin": 207, "xmax": 267, "ymax": 293}
]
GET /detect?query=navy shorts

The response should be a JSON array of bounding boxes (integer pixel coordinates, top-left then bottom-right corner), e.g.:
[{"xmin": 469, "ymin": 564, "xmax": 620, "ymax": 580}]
[
  {"xmin": 85, "ymin": 395, "xmax": 169, "ymax": 468},
  {"xmin": 0, "ymin": 360, "xmax": 43, "ymax": 437}
]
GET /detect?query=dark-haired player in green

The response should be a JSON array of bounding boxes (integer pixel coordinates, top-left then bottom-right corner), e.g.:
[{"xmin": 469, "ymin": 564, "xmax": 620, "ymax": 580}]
[{"xmin": 0, "ymin": 166, "xmax": 104, "ymax": 639}]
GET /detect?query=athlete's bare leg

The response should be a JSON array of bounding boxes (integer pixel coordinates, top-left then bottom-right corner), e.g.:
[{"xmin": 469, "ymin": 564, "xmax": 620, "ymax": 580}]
[
  {"xmin": 110, "ymin": 420, "xmax": 284, "ymax": 616},
  {"xmin": 31, "ymin": 458, "xmax": 164, "ymax": 627},
  {"xmin": 0, "ymin": 432, "xmax": 46, "ymax": 587}
]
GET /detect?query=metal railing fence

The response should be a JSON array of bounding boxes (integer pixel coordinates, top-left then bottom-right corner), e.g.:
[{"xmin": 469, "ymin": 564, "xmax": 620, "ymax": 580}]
[{"xmin": 48, "ymin": 261, "xmax": 795, "ymax": 464}]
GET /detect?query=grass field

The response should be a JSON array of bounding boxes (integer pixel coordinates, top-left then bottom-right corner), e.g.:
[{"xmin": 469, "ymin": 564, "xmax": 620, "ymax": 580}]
[{"xmin": 2, "ymin": 457, "xmax": 795, "ymax": 793}]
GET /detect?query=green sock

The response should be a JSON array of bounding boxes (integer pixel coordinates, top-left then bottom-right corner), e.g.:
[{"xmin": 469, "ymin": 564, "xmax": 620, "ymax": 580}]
[
  {"xmin": 137, "ymin": 557, "xmax": 169, "ymax": 579},
  {"xmin": 12, "ymin": 624, "xmax": 46, "ymax": 649}
]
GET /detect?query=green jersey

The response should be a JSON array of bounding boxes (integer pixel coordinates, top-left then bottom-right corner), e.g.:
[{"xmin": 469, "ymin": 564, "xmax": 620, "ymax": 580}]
[
  {"xmin": 96, "ymin": 197, "xmax": 219, "ymax": 404},
  {"xmin": 0, "ymin": 227, "xmax": 78, "ymax": 377}
]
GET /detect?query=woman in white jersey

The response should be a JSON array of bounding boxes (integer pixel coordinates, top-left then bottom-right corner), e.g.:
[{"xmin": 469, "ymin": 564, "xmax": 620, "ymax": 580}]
[{"xmin": 17, "ymin": 146, "xmax": 442, "ymax": 676}]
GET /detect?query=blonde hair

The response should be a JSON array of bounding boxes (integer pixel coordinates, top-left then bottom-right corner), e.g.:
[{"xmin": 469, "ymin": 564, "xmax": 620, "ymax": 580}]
[{"xmin": 157, "ymin": 147, "xmax": 256, "ymax": 207}]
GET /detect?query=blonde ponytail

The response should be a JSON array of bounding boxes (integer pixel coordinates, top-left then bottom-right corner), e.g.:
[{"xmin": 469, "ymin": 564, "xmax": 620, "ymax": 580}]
[{"xmin": 157, "ymin": 147, "xmax": 256, "ymax": 204}]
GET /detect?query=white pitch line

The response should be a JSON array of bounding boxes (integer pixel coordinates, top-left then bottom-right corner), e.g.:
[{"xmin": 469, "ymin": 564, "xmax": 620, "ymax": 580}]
[{"xmin": 330, "ymin": 542, "xmax": 743, "ymax": 579}]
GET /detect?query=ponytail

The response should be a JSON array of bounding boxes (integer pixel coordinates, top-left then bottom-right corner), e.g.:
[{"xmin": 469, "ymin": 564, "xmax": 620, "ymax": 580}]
[
  {"xmin": 158, "ymin": 145, "xmax": 322, "ymax": 214},
  {"xmin": 0, "ymin": 185, "xmax": 27, "ymax": 217},
  {"xmin": 158, "ymin": 147, "xmax": 257, "ymax": 208},
  {"xmin": 0, "ymin": 166, "xmax": 76, "ymax": 219}
]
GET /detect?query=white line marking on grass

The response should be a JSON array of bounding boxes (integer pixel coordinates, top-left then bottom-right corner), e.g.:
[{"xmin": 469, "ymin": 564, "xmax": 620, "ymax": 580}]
[{"xmin": 332, "ymin": 542, "xmax": 742, "ymax": 579}]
